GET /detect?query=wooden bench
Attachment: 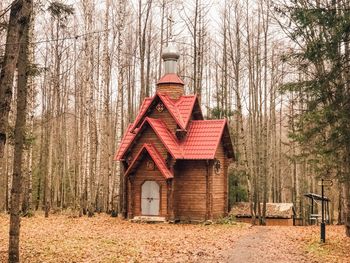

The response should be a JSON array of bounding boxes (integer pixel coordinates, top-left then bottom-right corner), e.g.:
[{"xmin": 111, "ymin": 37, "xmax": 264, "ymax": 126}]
[{"xmin": 310, "ymin": 214, "xmax": 321, "ymax": 225}]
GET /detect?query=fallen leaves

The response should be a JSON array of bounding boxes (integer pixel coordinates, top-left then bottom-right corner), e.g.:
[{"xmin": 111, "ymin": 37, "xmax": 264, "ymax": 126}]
[
  {"xmin": 0, "ymin": 213, "xmax": 248, "ymax": 263},
  {"xmin": 0, "ymin": 213, "xmax": 349, "ymax": 263},
  {"xmin": 303, "ymin": 226, "xmax": 350, "ymax": 263}
]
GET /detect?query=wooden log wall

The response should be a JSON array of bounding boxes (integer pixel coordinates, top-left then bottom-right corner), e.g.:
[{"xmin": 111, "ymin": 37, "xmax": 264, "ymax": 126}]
[
  {"xmin": 211, "ymin": 142, "xmax": 228, "ymax": 219},
  {"xmin": 130, "ymin": 126, "xmax": 168, "ymax": 159},
  {"xmin": 174, "ymin": 160, "xmax": 208, "ymax": 221},
  {"xmin": 148, "ymin": 107, "xmax": 178, "ymax": 133},
  {"xmin": 157, "ymin": 84, "xmax": 184, "ymax": 100}
]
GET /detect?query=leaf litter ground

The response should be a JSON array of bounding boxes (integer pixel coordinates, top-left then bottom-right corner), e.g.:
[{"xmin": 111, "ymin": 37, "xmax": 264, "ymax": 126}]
[{"xmin": 0, "ymin": 213, "xmax": 349, "ymax": 262}]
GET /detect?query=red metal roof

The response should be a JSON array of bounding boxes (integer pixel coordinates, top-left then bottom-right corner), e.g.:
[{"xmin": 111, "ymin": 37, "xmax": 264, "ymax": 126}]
[
  {"xmin": 115, "ymin": 118, "xmax": 231, "ymax": 161},
  {"xmin": 175, "ymin": 95, "xmax": 199, "ymax": 128},
  {"xmin": 130, "ymin": 96, "xmax": 153, "ymax": 131},
  {"xmin": 157, "ymin": 73, "xmax": 184, "ymax": 85},
  {"xmin": 130, "ymin": 92, "xmax": 193, "ymax": 132},
  {"xmin": 158, "ymin": 93, "xmax": 185, "ymax": 129},
  {"xmin": 146, "ymin": 118, "xmax": 182, "ymax": 158},
  {"xmin": 124, "ymin": 143, "xmax": 173, "ymax": 179},
  {"xmin": 181, "ymin": 120, "xmax": 228, "ymax": 159},
  {"xmin": 114, "ymin": 124, "xmax": 136, "ymax": 161},
  {"xmin": 114, "ymin": 117, "xmax": 182, "ymax": 161}
]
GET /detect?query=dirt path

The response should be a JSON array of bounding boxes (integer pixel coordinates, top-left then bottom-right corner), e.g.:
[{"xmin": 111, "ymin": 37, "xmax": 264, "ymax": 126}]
[{"xmin": 227, "ymin": 226, "xmax": 312, "ymax": 263}]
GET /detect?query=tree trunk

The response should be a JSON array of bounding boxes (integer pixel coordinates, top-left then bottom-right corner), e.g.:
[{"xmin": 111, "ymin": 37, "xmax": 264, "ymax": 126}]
[
  {"xmin": 0, "ymin": 0, "xmax": 30, "ymax": 158},
  {"xmin": 344, "ymin": 180, "xmax": 350, "ymax": 236},
  {"xmin": 8, "ymin": 1, "xmax": 32, "ymax": 261}
]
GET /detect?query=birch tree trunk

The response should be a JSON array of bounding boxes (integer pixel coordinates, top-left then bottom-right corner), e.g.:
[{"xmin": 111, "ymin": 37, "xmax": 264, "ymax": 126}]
[
  {"xmin": 115, "ymin": 0, "xmax": 126, "ymax": 216},
  {"xmin": 138, "ymin": 0, "xmax": 152, "ymax": 104}
]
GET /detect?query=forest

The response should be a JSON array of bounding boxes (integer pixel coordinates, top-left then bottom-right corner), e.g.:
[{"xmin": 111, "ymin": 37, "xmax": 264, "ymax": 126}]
[{"xmin": 0, "ymin": 0, "xmax": 350, "ymax": 262}]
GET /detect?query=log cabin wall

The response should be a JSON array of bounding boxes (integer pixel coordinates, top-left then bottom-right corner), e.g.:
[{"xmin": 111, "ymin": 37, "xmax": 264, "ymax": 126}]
[
  {"xmin": 211, "ymin": 141, "xmax": 228, "ymax": 219},
  {"xmin": 129, "ymin": 156, "xmax": 168, "ymax": 217},
  {"xmin": 174, "ymin": 160, "xmax": 208, "ymax": 221},
  {"xmin": 157, "ymin": 84, "xmax": 184, "ymax": 100},
  {"xmin": 148, "ymin": 107, "xmax": 178, "ymax": 133}
]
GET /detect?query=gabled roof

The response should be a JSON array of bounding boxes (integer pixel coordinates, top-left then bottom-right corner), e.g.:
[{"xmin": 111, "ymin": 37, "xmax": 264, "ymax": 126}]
[
  {"xmin": 130, "ymin": 93, "xmax": 203, "ymax": 134},
  {"xmin": 115, "ymin": 118, "xmax": 234, "ymax": 161},
  {"xmin": 175, "ymin": 95, "xmax": 200, "ymax": 128},
  {"xmin": 146, "ymin": 118, "xmax": 182, "ymax": 158},
  {"xmin": 158, "ymin": 93, "xmax": 185, "ymax": 129},
  {"xmin": 124, "ymin": 143, "xmax": 173, "ymax": 179},
  {"xmin": 157, "ymin": 73, "xmax": 184, "ymax": 85},
  {"xmin": 114, "ymin": 124, "xmax": 136, "ymax": 161},
  {"xmin": 130, "ymin": 92, "xmax": 188, "ymax": 132},
  {"xmin": 130, "ymin": 97, "xmax": 153, "ymax": 131},
  {"xmin": 181, "ymin": 120, "xmax": 233, "ymax": 159},
  {"xmin": 114, "ymin": 117, "xmax": 182, "ymax": 161}
]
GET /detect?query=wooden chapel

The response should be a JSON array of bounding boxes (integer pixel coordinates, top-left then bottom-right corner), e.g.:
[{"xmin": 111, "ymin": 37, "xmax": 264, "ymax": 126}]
[{"xmin": 114, "ymin": 44, "xmax": 234, "ymax": 222}]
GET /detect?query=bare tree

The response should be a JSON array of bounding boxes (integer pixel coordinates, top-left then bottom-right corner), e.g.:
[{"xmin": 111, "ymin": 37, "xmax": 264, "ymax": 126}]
[
  {"xmin": 0, "ymin": 0, "xmax": 30, "ymax": 158},
  {"xmin": 7, "ymin": 0, "xmax": 32, "ymax": 261}
]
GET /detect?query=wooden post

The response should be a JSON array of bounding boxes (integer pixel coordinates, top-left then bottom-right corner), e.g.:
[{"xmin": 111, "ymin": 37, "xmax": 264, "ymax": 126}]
[
  {"xmin": 129, "ymin": 176, "xmax": 135, "ymax": 219},
  {"xmin": 167, "ymin": 179, "xmax": 175, "ymax": 221},
  {"xmin": 122, "ymin": 165, "xmax": 128, "ymax": 218},
  {"xmin": 224, "ymin": 157, "xmax": 229, "ymax": 216},
  {"xmin": 205, "ymin": 160, "xmax": 212, "ymax": 220},
  {"xmin": 327, "ymin": 201, "xmax": 330, "ymax": 224},
  {"xmin": 311, "ymin": 198, "xmax": 314, "ymax": 225},
  {"xmin": 321, "ymin": 179, "xmax": 325, "ymax": 242}
]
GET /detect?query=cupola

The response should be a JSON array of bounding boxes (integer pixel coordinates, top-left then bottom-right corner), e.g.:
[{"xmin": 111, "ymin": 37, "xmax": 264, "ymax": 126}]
[{"xmin": 157, "ymin": 44, "xmax": 184, "ymax": 100}]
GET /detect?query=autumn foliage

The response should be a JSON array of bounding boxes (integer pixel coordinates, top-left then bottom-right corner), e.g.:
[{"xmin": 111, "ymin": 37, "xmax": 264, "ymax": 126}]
[{"xmin": 1, "ymin": 214, "xmax": 349, "ymax": 263}]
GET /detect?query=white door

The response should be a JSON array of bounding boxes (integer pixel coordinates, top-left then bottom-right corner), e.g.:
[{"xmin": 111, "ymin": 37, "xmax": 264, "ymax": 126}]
[{"xmin": 141, "ymin": 181, "xmax": 160, "ymax": 216}]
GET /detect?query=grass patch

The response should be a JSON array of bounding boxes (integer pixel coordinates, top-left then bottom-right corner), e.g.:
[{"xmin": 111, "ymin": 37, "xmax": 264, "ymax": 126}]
[
  {"xmin": 215, "ymin": 214, "xmax": 238, "ymax": 225},
  {"xmin": 306, "ymin": 239, "xmax": 329, "ymax": 257}
]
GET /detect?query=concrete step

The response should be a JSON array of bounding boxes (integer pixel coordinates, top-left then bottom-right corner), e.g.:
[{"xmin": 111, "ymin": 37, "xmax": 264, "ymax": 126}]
[{"xmin": 131, "ymin": 216, "xmax": 166, "ymax": 223}]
